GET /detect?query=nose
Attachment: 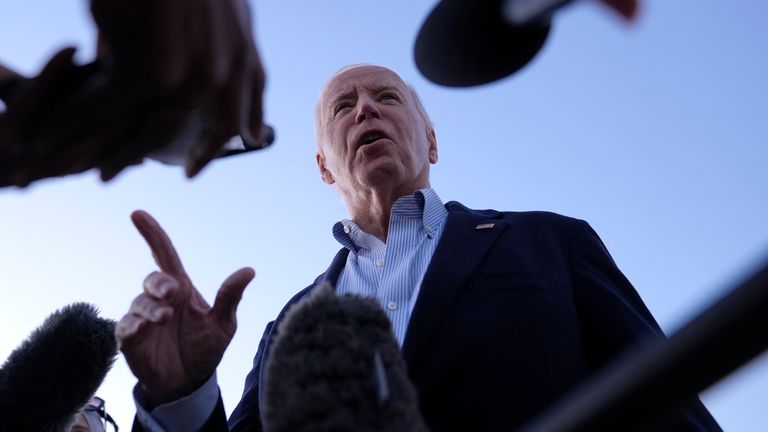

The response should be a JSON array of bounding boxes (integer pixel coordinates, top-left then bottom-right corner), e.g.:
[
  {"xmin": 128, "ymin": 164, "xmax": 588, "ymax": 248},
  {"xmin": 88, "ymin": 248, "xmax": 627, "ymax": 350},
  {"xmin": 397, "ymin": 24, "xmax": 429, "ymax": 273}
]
[{"xmin": 354, "ymin": 94, "xmax": 381, "ymax": 124}]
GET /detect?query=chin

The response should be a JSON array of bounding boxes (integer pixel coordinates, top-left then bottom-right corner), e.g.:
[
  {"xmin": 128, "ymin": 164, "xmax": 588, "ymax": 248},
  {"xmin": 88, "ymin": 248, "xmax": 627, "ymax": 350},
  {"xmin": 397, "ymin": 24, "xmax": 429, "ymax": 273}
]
[
  {"xmin": 355, "ymin": 157, "xmax": 399, "ymax": 182},
  {"xmin": 360, "ymin": 167, "xmax": 403, "ymax": 188}
]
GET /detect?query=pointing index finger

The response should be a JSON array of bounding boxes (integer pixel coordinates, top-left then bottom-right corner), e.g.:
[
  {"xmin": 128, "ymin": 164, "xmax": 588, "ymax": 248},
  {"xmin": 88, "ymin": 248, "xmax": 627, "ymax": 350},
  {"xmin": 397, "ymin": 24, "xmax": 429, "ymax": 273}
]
[{"xmin": 131, "ymin": 210, "xmax": 186, "ymax": 276}]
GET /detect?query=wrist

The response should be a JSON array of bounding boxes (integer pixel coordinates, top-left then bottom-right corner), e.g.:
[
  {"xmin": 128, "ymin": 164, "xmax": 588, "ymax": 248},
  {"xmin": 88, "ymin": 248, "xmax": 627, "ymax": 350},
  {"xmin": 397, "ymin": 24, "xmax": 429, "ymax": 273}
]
[
  {"xmin": 134, "ymin": 374, "xmax": 219, "ymax": 431},
  {"xmin": 140, "ymin": 376, "xmax": 210, "ymax": 409}
]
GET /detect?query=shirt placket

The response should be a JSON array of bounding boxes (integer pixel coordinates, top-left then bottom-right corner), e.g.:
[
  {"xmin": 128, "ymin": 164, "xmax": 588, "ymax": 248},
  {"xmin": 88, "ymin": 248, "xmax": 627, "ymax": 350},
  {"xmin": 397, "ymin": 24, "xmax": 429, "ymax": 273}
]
[{"xmin": 380, "ymin": 214, "xmax": 421, "ymax": 345}]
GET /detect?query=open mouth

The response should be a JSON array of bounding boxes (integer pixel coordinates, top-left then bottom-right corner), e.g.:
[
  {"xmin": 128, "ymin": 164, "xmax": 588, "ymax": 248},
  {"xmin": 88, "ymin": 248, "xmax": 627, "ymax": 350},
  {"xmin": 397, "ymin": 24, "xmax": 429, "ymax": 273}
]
[{"xmin": 361, "ymin": 130, "xmax": 387, "ymax": 145}]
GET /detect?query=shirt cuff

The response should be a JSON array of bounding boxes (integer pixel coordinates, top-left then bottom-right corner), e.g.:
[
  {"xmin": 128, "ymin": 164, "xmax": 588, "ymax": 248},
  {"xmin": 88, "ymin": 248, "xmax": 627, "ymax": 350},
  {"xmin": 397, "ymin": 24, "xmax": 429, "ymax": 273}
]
[{"xmin": 134, "ymin": 373, "xmax": 219, "ymax": 432}]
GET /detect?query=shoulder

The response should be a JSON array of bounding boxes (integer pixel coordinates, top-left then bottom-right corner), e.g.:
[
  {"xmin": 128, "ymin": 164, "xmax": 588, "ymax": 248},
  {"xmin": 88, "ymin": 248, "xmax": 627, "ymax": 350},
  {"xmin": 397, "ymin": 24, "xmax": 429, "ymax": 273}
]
[
  {"xmin": 444, "ymin": 201, "xmax": 603, "ymax": 255},
  {"xmin": 445, "ymin": 200, "xmax": 589, "ymax": 231}
]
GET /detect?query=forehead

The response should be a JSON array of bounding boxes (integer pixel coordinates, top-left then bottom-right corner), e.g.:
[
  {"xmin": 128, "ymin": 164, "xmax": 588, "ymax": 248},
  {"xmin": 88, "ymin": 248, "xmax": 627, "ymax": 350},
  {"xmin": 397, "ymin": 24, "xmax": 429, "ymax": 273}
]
[{"xmin": 321, "ymin": 66, "xmax": 408, "ymax": 103}]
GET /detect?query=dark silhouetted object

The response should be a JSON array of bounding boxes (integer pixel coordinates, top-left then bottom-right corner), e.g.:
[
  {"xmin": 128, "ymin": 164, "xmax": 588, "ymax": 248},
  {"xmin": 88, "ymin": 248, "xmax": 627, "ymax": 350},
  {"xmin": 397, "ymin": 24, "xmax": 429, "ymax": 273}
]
[
  {"xmin": 521, "ymin": 259, "xmax": 768, "ymax": 432},
  {"xmin": 263, "ymin": 283, "xmax": 428, "ymax": 432},
  {"xmin": 415, "ymin": 0, "xmax": 638, "ymax": 87},
  {"xmin": 0, "ymin": 0, "xmax": 267, "ymax": 187},
  {"xmin": 0, "ymin": 303, "xmax": 118, "ymax": 432},
  {"xmin": 415, "ymin": 0, "xmax": 551, "ymax": 87}
]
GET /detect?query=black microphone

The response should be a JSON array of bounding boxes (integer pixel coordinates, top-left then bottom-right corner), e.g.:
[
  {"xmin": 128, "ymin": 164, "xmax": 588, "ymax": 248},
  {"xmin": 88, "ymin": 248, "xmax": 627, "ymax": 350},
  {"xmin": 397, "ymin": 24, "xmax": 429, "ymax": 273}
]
[
  {"xmin": 263, "ymin": 283, "xmax": 428, "ymax": 432},
  {"xmin": 0, "ymin": 303, "xmax": 117, "ymax": 432},
  {"xmin": 415, "ymin": 0, "xmax": 638, "ymax": 87},
  {"xmin": 414, "ymin": 0, "xmax": 558, "ymax": 87}
]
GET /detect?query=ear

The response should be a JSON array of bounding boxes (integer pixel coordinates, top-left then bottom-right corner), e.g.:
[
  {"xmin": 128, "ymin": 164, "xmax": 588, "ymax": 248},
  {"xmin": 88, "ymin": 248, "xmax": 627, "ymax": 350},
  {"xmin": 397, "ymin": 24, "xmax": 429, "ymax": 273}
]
[
  {"xmin": 316, "ymin": 153, "xmax": 335, "ymax": 184},
  {"xmin": 427, "ymin": 127, "xmax": 438, "ymax": 164}
]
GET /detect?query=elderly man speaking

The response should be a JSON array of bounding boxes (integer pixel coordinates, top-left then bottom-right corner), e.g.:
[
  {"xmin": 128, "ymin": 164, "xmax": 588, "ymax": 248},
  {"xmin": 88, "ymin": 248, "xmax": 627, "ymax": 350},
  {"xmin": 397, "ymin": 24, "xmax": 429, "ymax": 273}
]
[{"xmin": 118, "ymin": 65, "xmax": 721, "ymax": 431}]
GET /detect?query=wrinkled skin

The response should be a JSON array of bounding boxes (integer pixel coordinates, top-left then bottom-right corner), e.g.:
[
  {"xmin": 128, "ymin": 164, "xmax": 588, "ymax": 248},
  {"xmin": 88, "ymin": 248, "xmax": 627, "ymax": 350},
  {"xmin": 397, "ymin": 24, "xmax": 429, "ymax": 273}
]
[
  {"xmin": 116, "ymin": 210, "xmax": 255, "ymax": 406},
  {"xmin": 0, "ymin": 0, "xmax": 265, "ymax": 187}
]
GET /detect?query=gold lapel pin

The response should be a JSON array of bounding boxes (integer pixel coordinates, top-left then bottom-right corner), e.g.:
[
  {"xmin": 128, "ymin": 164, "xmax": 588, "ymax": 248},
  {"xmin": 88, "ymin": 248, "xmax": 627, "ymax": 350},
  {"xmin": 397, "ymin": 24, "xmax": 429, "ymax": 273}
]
[{"xmin": 475, "ymin": 223, "xmax": 495, "ymax": 230}]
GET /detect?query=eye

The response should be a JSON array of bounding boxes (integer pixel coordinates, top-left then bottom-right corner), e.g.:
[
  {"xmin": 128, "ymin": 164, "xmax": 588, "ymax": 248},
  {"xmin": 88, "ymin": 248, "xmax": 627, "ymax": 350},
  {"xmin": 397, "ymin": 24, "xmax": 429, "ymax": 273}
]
[
  {"xmin": 333, "ymin": 102, "xmax": 353, "ymax": 116},
  {"xmin": 378, "ymin": 92, "xmax": 400, "ymax": 103}
]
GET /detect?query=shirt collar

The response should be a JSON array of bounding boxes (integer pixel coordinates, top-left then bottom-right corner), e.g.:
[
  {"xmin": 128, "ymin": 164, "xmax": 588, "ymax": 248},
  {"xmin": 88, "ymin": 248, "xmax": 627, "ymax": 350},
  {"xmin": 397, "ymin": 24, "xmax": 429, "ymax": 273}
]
[{"xmin": 332, "ymin": 188, "xmax": 447, "ymax": 253}]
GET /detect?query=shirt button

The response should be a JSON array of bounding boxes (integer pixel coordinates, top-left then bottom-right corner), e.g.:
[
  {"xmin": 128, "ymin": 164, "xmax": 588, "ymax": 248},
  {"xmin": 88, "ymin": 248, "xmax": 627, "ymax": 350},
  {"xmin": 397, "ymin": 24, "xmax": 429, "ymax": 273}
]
[
  {"xmin": 376, "ymin": 259, "xmax": 385, "ymax": 268},
  {"xmin": 343, "ymin": 225, "xmax": 351, "ymax": 234},
  {"xmin": 387, "ymin": 301, "xmax": 397, "ymax": 311}
]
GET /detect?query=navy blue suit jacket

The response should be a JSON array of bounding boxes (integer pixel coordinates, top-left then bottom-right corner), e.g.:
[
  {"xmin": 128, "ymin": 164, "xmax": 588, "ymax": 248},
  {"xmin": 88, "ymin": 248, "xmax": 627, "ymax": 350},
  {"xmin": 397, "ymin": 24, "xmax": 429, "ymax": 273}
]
[{"xmin": 147, "ymin": 202, "xmax": 720, "ymax": 431}]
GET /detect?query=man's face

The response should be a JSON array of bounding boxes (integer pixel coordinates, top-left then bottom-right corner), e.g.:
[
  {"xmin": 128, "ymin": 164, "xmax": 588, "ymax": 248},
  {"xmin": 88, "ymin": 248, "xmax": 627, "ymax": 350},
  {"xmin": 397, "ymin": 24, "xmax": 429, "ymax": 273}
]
[{"xmin": 316, "ymin": 65, "xmax": 437, "ymax": 196}]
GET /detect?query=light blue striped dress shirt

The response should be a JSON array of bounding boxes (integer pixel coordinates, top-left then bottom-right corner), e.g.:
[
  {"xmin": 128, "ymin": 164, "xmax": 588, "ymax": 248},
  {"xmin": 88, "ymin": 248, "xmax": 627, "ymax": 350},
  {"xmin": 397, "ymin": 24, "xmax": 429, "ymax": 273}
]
[{"xmin": 333, "ymin": 188, "xmax": 448, "ymax": 346}]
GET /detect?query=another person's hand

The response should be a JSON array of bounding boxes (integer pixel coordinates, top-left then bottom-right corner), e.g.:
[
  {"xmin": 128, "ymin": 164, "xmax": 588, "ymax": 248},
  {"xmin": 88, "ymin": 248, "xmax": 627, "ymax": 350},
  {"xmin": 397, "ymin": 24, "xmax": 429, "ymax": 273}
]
[
  {"xmin": 90, "ymin": 0, "xmax": 266, "ymax": 177},
  {"xmin": 0, "ymin": 0, "xmax": 265, "ymax": 188},
  {"xmin": 598, "ymin": 0, "xmax": 639, "ymax": 21},
  {"xmin": 0, "ymin": 63, "xmax": 22, "ymax": 93},
  {"xmin": 116, "ymin": 210, "xmax": 255, "ymax": 406},
  {"xmin": 0, "ymin": 50, "xmax": 138, "ymax": 187}
]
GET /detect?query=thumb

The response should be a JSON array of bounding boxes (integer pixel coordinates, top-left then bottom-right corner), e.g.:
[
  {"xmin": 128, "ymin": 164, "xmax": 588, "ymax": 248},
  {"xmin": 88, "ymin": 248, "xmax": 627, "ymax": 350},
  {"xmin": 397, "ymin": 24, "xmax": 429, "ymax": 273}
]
[{"xmin": 213, "ymin": 267, "xmax": 255, "ymax": 327}]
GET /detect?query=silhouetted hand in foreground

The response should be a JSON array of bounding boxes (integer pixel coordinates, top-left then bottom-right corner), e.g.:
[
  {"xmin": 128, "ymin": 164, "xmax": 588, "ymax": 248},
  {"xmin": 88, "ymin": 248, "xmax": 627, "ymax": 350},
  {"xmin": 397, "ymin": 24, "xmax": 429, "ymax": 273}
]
[
  {"xmin": 116, "ymin": 210, "xmax": 255, "ymax": 406},
  {"xmin": 600, "ymin": 0, "xmax": 639, "ymax": 21},
  {"xmin": 0, "ymin": 0, "xmax": 265, "ymax": 188}
]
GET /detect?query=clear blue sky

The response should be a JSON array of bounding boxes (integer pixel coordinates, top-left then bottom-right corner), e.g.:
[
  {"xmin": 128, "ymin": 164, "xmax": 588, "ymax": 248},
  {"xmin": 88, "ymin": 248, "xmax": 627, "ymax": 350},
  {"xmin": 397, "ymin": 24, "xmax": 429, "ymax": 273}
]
[{"xmin": 1, "ymin": 0, "xmax": 766, "ymax": 429}]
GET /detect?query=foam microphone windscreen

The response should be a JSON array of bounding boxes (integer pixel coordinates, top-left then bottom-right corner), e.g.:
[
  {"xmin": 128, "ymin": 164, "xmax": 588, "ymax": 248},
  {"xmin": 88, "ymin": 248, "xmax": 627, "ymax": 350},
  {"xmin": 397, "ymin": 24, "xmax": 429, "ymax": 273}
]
[
  {"xmin": 0, "ymin": 302, "xmax": 117, "ymax": 431},
  {"xmin": 263, "ymin": 283, "xmax": 428, "ymax": 432}
]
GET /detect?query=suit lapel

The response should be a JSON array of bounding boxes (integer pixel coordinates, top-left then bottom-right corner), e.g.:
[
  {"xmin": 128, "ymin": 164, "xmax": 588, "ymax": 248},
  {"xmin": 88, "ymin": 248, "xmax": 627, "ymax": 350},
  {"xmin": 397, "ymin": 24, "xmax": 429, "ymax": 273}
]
[
  {"xmin": 401, "ymin": 202, "xmax": 507, "ymax": 367},
  {"xmin": 258, "ymin": 247, "xmax": 349, "ymax": 412},
  {"xmin": 319, "ymin": 247, "xmax": 350, "ymax": 288}
]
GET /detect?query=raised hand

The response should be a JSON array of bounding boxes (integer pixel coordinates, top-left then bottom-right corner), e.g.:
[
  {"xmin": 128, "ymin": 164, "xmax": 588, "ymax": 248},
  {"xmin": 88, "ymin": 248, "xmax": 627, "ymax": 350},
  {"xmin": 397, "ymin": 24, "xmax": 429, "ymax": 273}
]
[
  {"xmin": 0, "ymin": 0, "xmax": 266, "ymax": 188},
  {"xmin": 599, "ymin": 0, "xmax": 639, "ymax": 21},
  {"xmin": 90, "ymin": 0, "xmax": 267, "ymax": 178},
  {"xmin": 116, "ymin": 210, "xmax": 255, "ymax": 406}
]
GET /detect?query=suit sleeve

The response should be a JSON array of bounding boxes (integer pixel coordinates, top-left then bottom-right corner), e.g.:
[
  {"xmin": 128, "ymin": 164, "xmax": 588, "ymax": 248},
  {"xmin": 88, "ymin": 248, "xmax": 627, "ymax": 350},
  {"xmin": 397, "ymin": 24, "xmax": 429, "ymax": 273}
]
[
  {"xmin": 130, "ymin": 372, "xmax": 226, "ymax": 432},
  {"xmin": 227, "ymin": 284, "xmax": 316, "ymax": 431},
  {"xmin": 569, "ymin": 219, "xmax": 721, "ymax": 430},
  {"xmin": 569, "ymin": 219, "xmax": 665, "ymax": 368}
]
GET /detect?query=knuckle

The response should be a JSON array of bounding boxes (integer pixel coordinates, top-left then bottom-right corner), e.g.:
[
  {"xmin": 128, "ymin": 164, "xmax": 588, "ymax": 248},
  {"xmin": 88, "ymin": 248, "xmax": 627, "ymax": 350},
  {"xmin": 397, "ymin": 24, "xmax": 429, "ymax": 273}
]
[
  {"xmin": 115, "ymin": 314, "xmax": 138, "ymax": 338},
  {"xmin": 144, "ymin": 272, "xmax": 176, "ymax": 296},
  {"xmin": 143, "ymin": 271, "xmax": 161, "ymax": 285},
  {"xmin": 130, "ymin": 294, "xmax": 146, "ymax": 309}
]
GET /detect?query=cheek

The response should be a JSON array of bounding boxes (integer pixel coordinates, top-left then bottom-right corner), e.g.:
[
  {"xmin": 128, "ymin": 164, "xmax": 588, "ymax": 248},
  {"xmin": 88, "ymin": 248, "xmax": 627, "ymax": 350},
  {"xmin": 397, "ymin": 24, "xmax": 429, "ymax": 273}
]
[
  {"xmin": 405, "ymin": 130, "xmax": 430, "ymax": 161},
  {"xmin": 324, "ymin": 145, "xmax": 352, "ymax": 173},
  {"xmin": 322, "ymin": 132, "xmax": 344, "ymax": 159},
  {"xmin": 330, "ymin": 128, "xmax": 350, "ymax": 155}
]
